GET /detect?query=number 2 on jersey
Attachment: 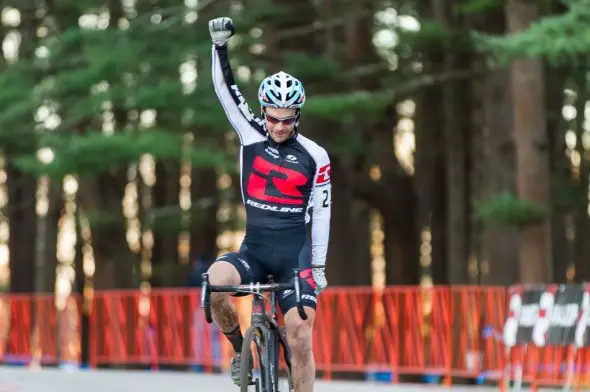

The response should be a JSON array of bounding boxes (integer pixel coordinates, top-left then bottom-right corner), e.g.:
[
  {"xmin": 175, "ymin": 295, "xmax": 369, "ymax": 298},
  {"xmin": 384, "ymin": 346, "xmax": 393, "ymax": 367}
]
[{"xmin": 321, "ymin": 189, "xmax": 330, "ymax": 207}]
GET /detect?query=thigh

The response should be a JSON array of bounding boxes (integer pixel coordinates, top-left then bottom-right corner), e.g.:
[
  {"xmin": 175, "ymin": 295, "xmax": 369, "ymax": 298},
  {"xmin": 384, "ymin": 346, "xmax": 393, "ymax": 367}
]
[
  {"xmin": 277, "ymin": 234, "xmax": 317, "ymax": 315},
  {"xmin": 214, "ymin": 248, "xmax": 266, "ymax": 296}
]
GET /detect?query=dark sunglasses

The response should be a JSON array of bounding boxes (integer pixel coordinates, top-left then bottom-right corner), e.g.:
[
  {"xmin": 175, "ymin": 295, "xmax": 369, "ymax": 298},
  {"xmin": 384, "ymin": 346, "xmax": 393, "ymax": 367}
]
[{"xmin": 264, "ymin": 113, "xmax": 298, "ymax": 125}]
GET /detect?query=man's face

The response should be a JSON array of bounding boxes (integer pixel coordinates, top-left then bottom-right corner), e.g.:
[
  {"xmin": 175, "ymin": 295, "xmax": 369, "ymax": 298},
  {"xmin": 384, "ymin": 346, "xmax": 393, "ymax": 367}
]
[{"xmin": 264, "ymin": 107, "xmax": 297, "ymax": 144}]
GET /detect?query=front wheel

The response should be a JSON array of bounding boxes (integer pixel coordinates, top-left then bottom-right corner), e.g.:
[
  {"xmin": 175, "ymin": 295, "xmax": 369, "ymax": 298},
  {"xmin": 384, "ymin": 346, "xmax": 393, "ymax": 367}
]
[{"xmin": 241, "ymin": 326, "xmax": 266, "ymax": 392}]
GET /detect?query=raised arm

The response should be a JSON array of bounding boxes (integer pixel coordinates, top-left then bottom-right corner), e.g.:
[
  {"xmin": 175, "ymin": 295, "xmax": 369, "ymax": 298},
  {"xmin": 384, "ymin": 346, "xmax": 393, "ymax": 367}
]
[{"xmin": 209, "ymin": 17, "xmax": 265, "ymax": 146}]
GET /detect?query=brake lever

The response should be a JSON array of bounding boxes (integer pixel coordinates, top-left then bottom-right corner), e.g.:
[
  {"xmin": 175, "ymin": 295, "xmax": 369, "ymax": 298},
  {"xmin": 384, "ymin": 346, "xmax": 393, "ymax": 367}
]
[
  {"xmin": 292, "ymin": 268, "xmax": 308, "ymax": 320},
  {"xmin": 201, "ymin": 273, "xmax": 213, "ymax": 324}
]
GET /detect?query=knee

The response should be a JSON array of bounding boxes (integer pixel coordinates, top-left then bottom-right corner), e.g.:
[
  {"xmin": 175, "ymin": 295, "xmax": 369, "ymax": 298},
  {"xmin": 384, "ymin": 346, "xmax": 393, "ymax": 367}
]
[
  {"xmin": 286, "ymin": 320, "xmax": 313, "ymax": 358},
  {"xmin": 207, "ymin": 260, "xmax": 240, "ymax": 284},
  {"xmin": 210, "ymin": 292, "xmax": 229, "ymax": 309}
]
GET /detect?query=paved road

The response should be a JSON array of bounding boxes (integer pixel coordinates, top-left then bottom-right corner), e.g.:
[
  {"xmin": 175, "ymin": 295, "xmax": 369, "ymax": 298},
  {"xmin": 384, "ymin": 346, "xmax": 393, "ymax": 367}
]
[{"xmin": 0, "ymin": 367, "xmax": 565, "ymax": 391}]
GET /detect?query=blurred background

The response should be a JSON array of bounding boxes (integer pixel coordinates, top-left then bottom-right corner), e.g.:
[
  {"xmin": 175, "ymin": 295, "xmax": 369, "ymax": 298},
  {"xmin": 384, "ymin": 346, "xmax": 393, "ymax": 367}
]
[{"xmin": 0, "ymin": 0, "xmax": 587, "ymax": 383}]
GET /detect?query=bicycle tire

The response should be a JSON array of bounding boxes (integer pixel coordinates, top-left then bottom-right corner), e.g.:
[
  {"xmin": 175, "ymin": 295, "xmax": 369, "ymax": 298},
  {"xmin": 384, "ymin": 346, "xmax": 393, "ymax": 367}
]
[{"xmin": 241, "ymin": 326, "xmax": 266, "ymax": 392}]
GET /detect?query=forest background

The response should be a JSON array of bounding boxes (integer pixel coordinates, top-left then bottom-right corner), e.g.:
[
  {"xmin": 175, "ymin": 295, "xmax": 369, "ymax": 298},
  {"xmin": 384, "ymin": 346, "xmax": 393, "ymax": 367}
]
[{"xmin": 0, "ymin": 0, "xmax": 588, "ymax": 302}]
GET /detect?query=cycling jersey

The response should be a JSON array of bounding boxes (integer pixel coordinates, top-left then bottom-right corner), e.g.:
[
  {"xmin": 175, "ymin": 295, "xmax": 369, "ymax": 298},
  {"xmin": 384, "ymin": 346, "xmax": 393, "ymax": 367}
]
[{"xmin": 211, "ymin": 43, "xmax": 331, "ymax": 269}]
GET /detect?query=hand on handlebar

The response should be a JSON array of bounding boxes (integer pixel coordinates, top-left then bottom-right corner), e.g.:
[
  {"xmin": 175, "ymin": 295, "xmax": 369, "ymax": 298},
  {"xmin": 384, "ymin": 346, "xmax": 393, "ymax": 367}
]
[{"xmin": 200, "ymin": 268, "xmax": 308, "ymax": 322}]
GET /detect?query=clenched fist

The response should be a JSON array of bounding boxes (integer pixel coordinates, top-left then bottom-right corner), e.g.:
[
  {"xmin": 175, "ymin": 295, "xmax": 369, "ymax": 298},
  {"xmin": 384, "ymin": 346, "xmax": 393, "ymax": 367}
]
[{"xmin": 208, "ymin": 17, "xmax": 235, "ymax": 46}]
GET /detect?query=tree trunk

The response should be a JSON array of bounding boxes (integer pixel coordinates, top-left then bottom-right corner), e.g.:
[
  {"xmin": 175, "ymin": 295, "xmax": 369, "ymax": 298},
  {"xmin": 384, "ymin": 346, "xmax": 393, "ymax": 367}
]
[
  {"xmin": 73, "ymin": 209, "xmax": 90, "ymax": 366},
  {"xmin": 546, "ymin": 65, "xmax": 569, "ymax": 283},
  {"xmin": 78, "ymin": 171, "xmax": 137, "ymax": 290},
  {"xmin": 382, "ymin": 174, "xmax": 419, "ymax": 286},
  {"xmin": 479, "ymin": 67, "xmax": 520, "ymax": 285},
  {"xmin": 7, "ymin": 5, "xmax": 42, "ymax": 295},
  {"xmin": 6, "ymin": 164, "xmax": 37, "ymax": 293},
  {"xmin": 441, "ymin": 42, "xmax": 471, "ymax": 285},
  {"xmin": 414, "ymin": 82, "xmax": 447, "ymax": 284},
  {"xmin": 151, "ymin": 161, "xmax": 181, "ymax": 287},
  {"xmin": 465, "ymin": 1, "xmax": 520, "ymax": 286},
  {"xmin": 35, "ymin": 179, "xmax": 61, "ymax": 294},
  {"xmin": 189, "ymin": 167, "xmax": 219, "ymax": 262},
  {"xmin": 329, "ymin": 163, "xmax": 372, "ymax": 286},
  {"xmin": 413, "ymin": 17, "xmax": 447, "ymax": 285},
  {"xmin": 365, "ymin": 103, "xmax": 419, "ymax": 285},
  {"xmin": 506, "ymin": 0, "xmax": 551, "ymax": 283}
]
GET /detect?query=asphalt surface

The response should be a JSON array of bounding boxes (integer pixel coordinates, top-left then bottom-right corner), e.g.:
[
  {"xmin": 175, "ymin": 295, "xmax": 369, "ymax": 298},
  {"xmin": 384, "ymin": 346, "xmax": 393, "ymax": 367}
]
[{"xmin": 0, "ymin": 367, "xmax": 569, "ymax": 391}]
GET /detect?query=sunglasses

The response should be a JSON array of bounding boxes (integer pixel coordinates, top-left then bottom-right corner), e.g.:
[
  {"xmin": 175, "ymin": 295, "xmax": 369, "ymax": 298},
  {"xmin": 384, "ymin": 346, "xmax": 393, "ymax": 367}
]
[{"xmin": 264, "ymin": 113, "xmax": 298, "ymax": 125}]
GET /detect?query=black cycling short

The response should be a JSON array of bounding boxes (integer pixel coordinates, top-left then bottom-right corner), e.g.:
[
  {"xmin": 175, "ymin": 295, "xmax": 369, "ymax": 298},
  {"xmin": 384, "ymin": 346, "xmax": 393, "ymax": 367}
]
[{"xmin": 215, "ymin": 223, "xmax": 317, "ymax": 315}]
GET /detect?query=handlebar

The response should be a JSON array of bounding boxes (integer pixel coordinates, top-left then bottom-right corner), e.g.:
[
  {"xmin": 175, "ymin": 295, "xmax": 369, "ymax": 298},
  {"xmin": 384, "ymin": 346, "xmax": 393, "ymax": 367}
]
[{"xmin": 200, "ymin": 268, "xmax": 308, "ymax": 322}]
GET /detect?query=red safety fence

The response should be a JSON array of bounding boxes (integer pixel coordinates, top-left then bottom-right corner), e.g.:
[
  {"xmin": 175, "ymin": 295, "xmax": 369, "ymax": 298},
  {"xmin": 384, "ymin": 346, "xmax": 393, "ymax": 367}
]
[
  {"xmin": 0, "ymin": 285, "xmax": 589, "ymax": 390},
  {"xmin": 0, "ymin": 294, "xmax": 81, "ymax": 365}
]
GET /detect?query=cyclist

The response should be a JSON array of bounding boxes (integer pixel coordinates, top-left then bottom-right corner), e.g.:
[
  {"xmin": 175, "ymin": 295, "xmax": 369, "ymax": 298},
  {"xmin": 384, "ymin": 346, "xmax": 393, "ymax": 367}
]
[{"xmin": 206, "ymin": 17, "xmax": 331, "ymax": 392}]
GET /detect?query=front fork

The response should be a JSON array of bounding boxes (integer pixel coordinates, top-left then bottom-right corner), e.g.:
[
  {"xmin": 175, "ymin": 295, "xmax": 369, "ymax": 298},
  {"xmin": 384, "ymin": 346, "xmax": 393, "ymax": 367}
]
[
  {"xmin": 251, "ymin": 294, "xmax": 279, "ymax": 392},
  {"xmin": 265, "ymin": 327, "xmax": 279, "ymax": 392}
]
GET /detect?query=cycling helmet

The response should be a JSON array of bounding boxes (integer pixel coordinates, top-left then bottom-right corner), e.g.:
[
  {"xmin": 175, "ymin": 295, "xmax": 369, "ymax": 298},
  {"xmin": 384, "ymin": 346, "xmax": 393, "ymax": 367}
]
[{"xmin": 258, "ymin": 71, "xmax": 305, "ymax": 109}]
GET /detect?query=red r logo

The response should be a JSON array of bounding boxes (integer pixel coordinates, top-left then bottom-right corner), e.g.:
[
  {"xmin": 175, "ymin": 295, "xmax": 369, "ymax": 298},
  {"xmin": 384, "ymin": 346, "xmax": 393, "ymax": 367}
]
[
  {"xmin": 247, "ymin": 156, "xmax": 307, "ymax": 205},
  {"xmin": 316, "ymin": 164, "xmax": 331, "ymax": 184}
]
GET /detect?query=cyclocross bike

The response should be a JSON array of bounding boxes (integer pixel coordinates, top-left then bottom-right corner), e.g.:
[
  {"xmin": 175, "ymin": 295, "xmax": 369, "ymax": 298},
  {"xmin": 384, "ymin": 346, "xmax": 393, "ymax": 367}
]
[{"xmin": 200, "ymin": 268, "xmax": 308, "ymax": 392}]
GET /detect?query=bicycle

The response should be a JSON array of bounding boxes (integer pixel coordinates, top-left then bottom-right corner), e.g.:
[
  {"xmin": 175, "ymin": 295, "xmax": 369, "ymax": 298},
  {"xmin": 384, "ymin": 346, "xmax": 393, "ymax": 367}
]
[{"xmin": 200, "ymin": 268, "xmax": 308, "ymax": 392}]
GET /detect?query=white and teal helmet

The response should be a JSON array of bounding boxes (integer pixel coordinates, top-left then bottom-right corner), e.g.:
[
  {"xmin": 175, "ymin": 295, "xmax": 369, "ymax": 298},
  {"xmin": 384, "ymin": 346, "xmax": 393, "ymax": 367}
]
[{"xmin": 258, "ymin": 71, "xmax": 305, "ymax": 109}]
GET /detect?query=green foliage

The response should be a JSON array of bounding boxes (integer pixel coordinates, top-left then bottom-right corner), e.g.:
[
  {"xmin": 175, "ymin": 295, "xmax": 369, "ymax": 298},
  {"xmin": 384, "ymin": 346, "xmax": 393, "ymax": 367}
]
[
  {"xmin": 84, "ymin": 210, "xmax": 123, "ymax": 230},
  {"xmin": 13, "ymin": 130, "xmax": 231, "ymax": 179},
  {"xmin": 280, "ymin": 51, "xmax": 341, "ymax": 80},
  {"xmin": 474, "ymin": 192, "xmax": 549, "ymax": 226},
  {"xmin": 305, "ymin": 89, "xmax": 394, "ymax": 120},
  {"xmin": 84, "ymin": 201, "xmax": 214, "ymax": 234},
  {"xmin": 0, "ymin": 7, "xmax": 234, "ymax": 180},
  {"xmin": 551, "ymin": 175, "xmax": 588, "ymax": 212},
  {"xmin": 458, "ymin": 0, "xmax": 503, "ymax": 15},
  {"xmin": 471, "ymin": 1, "xmax": 590, "ymax": 66}
]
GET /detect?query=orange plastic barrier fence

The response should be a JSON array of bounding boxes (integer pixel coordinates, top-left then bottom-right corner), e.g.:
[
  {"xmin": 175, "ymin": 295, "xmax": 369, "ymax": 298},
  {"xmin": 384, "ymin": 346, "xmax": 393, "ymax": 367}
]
[
  {"xmin": 1, "ymin": 285, "xmax": 589, "ymax": 389},
  {"xmin": 0, "ymin": 294, "xmax": 81, "ymax": 365}
]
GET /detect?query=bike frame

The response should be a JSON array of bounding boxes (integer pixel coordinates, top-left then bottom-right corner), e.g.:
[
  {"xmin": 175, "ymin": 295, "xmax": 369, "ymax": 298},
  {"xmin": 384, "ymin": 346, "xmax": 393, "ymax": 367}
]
[{"xmin": 250, "ymin": 275, "xmax": 293, "ymax": 392}]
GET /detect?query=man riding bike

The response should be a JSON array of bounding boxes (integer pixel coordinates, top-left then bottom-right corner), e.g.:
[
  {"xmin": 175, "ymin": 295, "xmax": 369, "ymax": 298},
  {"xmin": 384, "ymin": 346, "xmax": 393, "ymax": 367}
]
[{"xmin": 206, "ymin": 17, "xmax": 331, "ymax": 392}]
